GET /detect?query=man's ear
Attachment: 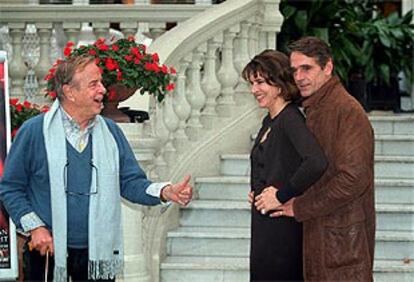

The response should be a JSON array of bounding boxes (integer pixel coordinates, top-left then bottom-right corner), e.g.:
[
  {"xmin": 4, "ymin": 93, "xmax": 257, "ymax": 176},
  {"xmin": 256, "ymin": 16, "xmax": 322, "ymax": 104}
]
[
  {"xmin": 62, "ymin": 84, "xmax": 75, "ymax": 101},
  {"xmin": 323, "ymin": 58, "xmax": 334, "ymax": 76}
]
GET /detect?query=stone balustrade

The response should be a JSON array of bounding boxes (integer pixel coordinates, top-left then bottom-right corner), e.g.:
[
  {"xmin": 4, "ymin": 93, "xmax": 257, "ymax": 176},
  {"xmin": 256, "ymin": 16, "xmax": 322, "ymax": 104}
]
[{"xmin": 0, "ymin": 3, "xmax": 210, "ymax": 101}]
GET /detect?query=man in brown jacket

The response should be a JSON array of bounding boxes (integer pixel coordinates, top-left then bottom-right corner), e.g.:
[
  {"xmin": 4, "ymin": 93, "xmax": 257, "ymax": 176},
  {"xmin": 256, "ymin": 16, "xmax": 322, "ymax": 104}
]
[{"xmin": 273, "ymin": 37, "xmax": 376, "ymax": 281}]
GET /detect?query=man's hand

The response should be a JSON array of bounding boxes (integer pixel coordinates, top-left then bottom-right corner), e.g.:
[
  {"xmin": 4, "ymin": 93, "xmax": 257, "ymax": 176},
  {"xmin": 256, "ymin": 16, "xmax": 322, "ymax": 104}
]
[
  {"xmin": 161, "ymin": 175, "xmax": 192, "ymax": 206},
  {"xmin": 29, "ymin": 226, "xmax": 54, "ymax": 256},
  {"xmin": 270, "ymin": 198, "xmax": 295, "ymax": 218},
  {"xmin": 254, "ymin": 186, "xmax": 281, "ymax": 214}
]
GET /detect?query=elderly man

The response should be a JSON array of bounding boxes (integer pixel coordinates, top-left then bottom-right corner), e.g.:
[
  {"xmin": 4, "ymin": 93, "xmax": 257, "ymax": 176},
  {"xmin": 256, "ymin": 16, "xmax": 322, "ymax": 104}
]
[
  {"xmin": 274, "ymin": 37, "xmax": 375, "ymax": 281},
  {"xmin": 0, "ymin": 55, "xmax": 192, "ymax": 281}
]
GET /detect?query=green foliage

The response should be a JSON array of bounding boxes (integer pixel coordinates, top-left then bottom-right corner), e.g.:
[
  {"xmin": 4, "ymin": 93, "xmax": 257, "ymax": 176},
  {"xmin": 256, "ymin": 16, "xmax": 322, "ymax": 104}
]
[{"xmin": 278, "ymin": 0, "xmax": 414, "ymax": 87}]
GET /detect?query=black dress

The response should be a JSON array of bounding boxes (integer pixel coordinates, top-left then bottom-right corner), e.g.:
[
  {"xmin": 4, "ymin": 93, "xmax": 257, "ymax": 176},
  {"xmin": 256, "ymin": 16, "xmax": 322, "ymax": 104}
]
[{"xmin": 250, "ymin": 103, "xmax": 327, "ymax": 282}]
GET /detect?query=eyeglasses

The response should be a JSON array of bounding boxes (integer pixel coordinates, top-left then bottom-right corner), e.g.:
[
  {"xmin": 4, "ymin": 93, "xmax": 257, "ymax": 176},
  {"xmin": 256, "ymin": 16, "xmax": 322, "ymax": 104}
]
[{"xmin": 63, "ymin": 161, "xmax": 99, "ymax": 196}]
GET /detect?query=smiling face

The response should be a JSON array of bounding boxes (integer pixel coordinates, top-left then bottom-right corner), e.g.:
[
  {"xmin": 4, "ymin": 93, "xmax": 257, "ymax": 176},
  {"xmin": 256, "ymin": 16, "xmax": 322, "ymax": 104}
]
[
  {"xmin": 290, "ymin": 51, "xmax": 333, "ymax": 97},
  {"xmin": 62, "ymin": 62, "xmax": 106, "ymax": 128},
  {"xmin": 249, "ymin": 73, "xmax": 281, "ymax": 112}
]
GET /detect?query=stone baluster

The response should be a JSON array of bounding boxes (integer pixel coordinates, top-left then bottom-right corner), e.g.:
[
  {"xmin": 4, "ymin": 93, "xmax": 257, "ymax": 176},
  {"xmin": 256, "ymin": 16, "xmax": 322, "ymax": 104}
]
[
  {"xmin": 147, "ymin": 23, "xmax": 166, "ymax": 41},
  {"xmin": 120, "ymin": 22, "xmax": 138, "ymax": 39},
  {"xmin": 8, "ymin": 23, "xmax": 27, "ymax": 100},
  {"xmin": 121, "ymin": 202, "xmax": 151, "ymax": 282},
  {"xmin": 248, "ymin": 17, "xmax": 260, "ymax": 58},
  {"xmin": 172, "ymin": 56, "xmax": 191, "ymax": 154},
  {"xmin": 93, "ymin": 22, "xmax": 110, "ymax": 41},
  {"xmin": 234, "ymin": 21, "xmax": 252, "ymax": 105},
  {"xmin": 200, "ymin": 36, "xmax": 221, "ymax": 129},
  {"xmin": 185, "ymin": 47, "xmax": 206, "ymax": 141},
  {"xmin": 260, "ymin": 0, "xmax": 282, "ymax": 50},
  {"xmin": 152, "ymin": 101, "xmax": 169, "ymax": 179},
  {"xmin": 216, "ymin": 26, "xmax": 239, "ymax": 117},
  {"xmin": 162, "ymin": 94, "xmax": 179, "ymax": 166},
  {"xmin": 63, "ymin": 22, "xmax": 81, "ymax": 46},
  {"xmin": 34, "ymin": 23, "xmax": 52, "ymax": 100}
]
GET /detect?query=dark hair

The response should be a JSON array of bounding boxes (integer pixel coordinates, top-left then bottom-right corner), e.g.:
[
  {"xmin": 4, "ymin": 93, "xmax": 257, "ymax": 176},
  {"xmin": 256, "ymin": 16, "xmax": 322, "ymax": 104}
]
[
  {"xmin": 54, "ymin": 54, "xmax": 96, "ymax": 101},
  {"xmin": 242, "ymin": 49, "xmax": 299, "ymax": 102},
  {"xmin": 288, "ymin": 36, "xmax": 333, "ymax": 69}
]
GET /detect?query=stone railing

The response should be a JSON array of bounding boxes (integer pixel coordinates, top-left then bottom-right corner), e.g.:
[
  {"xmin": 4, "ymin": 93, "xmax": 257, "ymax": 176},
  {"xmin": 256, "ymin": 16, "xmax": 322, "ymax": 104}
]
[{"xmin": 0, "ymin": 3, "xmax": 210, "ymax": 102}]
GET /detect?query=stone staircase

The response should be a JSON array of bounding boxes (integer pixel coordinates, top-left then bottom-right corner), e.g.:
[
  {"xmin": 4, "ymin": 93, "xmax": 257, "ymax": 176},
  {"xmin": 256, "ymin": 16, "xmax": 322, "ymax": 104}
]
[{"xmin": 160, "ymin": 114, "xmax": 414, "ymax": 282}]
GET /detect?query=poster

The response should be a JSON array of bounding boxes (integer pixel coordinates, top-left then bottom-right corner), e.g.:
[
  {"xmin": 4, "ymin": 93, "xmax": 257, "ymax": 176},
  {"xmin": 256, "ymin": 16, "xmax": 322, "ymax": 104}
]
[{"xmin": 0, "ymin": 50, "xmax": 18, "ymax": 281}]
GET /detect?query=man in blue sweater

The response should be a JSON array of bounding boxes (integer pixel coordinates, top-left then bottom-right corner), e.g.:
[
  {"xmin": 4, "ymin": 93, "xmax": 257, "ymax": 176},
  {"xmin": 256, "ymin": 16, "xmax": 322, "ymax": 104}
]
[{"xmin": 0, "ymin": 55, "xmax": 192, "ymax": 281}]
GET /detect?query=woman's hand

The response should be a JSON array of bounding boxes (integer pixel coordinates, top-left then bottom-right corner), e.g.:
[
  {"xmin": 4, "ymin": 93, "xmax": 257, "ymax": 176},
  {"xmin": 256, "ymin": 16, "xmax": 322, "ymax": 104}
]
[
  {"xmin": 248, "ymin": 191, "xmax": 254, "ymax": 205},
  {"xmin": 254, "ymin": 186, "xmax": 281, "ymax": 215}
]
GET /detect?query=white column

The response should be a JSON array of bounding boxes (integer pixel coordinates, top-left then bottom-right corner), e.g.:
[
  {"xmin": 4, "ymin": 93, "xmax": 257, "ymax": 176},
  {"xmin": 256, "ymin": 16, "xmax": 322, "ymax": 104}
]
[
  {"xmin": 185, "ymin": 46, "xmax": 206, "ymax": 140},
  {"xmin": 173, "ymin": 57, "xmax": 191, "ymax": 154},
  {"xmin": 162, "ymin": 94, "xmax": 179, "ymax": 166},
  {"xmin": 63, "ymin": 22, "xmax": 82, "ymax": 47},
  {"xmin": 216, "ymin": 27, "xmax": 239, "ymax": 116},
  {"xmin": 234, "ymin": 21, "xmax": 252, "ymax": 105},
  {"xmin": 9, "ymin": 23, "xmax": 27, "ymax": 100},
  {"xmin": 93, "ymin": 22, "xmax": 110, "ymax": 41},
  {"xmin": 200, "ymin": 36, "xmax": 221, "ymax": 129},
  {"xmin": 34, "ymin": 23, "xmax": 52, "ymax": 101},
  {"xmin": 120, "ymin": 22, "xmax": 139, "ymax": 39}
]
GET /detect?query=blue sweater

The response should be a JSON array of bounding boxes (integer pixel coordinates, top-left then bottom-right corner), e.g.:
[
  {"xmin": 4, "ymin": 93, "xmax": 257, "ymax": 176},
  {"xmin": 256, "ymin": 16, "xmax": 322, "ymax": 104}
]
[{"xmin": 0, "ymin": 114, "xmax": 161, "ymax": 236}]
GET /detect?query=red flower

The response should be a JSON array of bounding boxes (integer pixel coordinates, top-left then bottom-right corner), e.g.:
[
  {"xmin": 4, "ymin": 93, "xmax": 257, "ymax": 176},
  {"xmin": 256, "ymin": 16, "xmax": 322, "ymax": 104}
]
[
  {"xmin": 127, "ymin": 35, "xmax": 135, "ymax": 42},
  {"xmin": 166, "ymin": 83, "xmax": 175, "ymax": 91},
  {"xmin": 170, "ymin": 67, "xmax": 177, "ymax": 74},
  {"xmin": 161, "ymin": 65, "xmax": 168, "ymax": 74},
  {"xmin": 97, "ymin": 44, "xmax": 109, "ymax": 51},
  {"xmin": 63, "ymin": 46, "xmax": 72, "ymax": 57},
  {"xmin": 130, "ymin": 47, "xmax": 140, "ymax": 56},
  {"xmin": 116, "ymin": 71, "xmax": 123, "ymax": 81},
  {"xmin": 152, "ymin": 53, "xmax": 159, "ymax": 62},
  {"xmin": 112, "ymin": 45, "xmax": 119, "ymax": 51},
  {"xmin": 23, "ymin": 100, "xmax": 32, "ymax": 108},
  {"xmin": 15, "ymin": 104, "xmax": 23, "ymax": 112},
  {"xmin": 124, "ymin": 55, "xmax": 133, "ymax": 62},
  {"xmin": 88, "ymin": 49, "xmax": 97, "ymax": 56},
  {"xmin": 10, "ymin": 98, "xmax": 18, "ymax": 106},
  {"xmin": 105, "ymin": 58, "xmax": 119, "ymax": 71},
  {"xmin": 145, "ymin": 62, "xmax": 160, "ymax": 73},
  {"xmin": 48, "ymin": 91, "xmax": 57, "ymax": 99},
  {"xmin": 41, "ymin": 105, "xmax": 50, "ymax": 113}
]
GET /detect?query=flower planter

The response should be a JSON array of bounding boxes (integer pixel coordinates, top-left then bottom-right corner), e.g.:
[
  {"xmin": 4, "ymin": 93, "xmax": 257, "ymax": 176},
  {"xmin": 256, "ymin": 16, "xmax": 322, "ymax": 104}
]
[{"xmin": 101, "ymin": 84, "xmax": 137, "ymax": 123}]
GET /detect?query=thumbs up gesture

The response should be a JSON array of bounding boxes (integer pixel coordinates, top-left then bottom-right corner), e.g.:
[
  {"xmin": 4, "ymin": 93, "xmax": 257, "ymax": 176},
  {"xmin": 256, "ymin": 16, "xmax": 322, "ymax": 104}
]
[{"xmin": 161, "ymin": 175, "xmax": 193, "ymax": 206}]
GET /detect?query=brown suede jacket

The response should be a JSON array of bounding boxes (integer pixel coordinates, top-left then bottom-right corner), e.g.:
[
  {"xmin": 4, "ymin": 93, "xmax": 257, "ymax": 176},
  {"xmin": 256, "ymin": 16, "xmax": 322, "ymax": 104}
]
[{"xmin": 294, "ymin": 76, "xmax": 376, "ymax": 281}]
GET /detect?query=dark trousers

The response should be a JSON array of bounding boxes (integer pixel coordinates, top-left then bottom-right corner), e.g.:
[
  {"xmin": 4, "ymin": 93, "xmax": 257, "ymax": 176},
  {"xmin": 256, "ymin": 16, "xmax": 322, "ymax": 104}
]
[{"xmin": 23, "ymin": 242, "xmax": 115, "ymax": 282}]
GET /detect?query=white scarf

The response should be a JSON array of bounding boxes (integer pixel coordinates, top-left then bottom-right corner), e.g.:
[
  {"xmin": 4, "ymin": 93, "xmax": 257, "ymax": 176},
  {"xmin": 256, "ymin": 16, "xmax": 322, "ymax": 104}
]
[{"xmin": 43, "ymin": 100, "xmax": 123, "ymax": 281}]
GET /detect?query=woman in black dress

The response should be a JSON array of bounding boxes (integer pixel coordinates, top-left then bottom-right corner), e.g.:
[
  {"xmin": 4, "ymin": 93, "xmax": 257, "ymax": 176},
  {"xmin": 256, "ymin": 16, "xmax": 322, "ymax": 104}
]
[{"xmin": 242, "ymin": 50, "xmax": 327, "ymax": 281}]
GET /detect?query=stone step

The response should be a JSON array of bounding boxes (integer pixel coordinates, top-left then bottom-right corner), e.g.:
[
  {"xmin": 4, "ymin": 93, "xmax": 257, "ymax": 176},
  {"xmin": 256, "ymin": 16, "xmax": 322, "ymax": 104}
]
[
  {"xmin": 375, "ymin": 135, "xmax": 414, "ymax": 156},
  {"xmin": 166, "ymin": 227, "xmax": 413, "ymax": 260},
  {"xmin": 219, "ymin": 154, "xmax": 414, "ymax": 179},
  {"xmin": 369, "ymin": 114, "xmax": 414, "ymax": 135},
  {"xmin": 180, "ymin": 200, "xmax": 414, "ymax": 231},
  {"xmin": 196, "ymin": 176, "xmax": 414, "ymax": 204},
  {"xmin": 160, "ymin": 256, "xmax": 414, "ymax": 282}
]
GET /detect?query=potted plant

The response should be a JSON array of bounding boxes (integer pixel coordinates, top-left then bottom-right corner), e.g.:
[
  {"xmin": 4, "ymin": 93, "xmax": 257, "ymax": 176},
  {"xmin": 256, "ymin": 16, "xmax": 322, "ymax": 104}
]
[{"xmin": 44, "ymin": 36, "xmax": 176, "ymax": 122}]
